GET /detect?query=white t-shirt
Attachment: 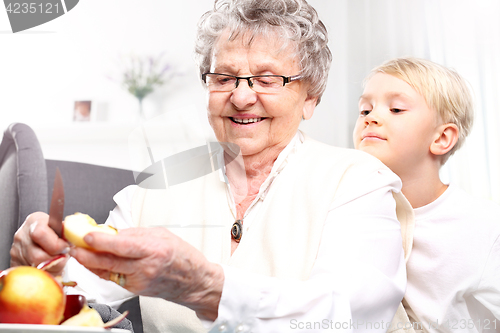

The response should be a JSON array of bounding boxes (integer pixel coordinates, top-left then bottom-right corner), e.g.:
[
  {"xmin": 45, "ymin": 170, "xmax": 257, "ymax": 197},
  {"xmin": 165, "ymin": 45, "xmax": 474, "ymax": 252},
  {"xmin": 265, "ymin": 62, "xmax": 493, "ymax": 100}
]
[
  {"xmin": 404, "ymin": 183, "xmax": 500, "ymax": 333},
  {"xmin": 64, "ymin": 133, "xmax": 407, "ymax": 333}
]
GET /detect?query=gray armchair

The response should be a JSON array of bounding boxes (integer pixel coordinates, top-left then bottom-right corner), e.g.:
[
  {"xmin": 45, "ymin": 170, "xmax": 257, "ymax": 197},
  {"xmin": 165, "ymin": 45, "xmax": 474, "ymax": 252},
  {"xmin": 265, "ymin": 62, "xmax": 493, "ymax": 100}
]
[
  {"xmin": 0, "ymin": 122, "xmax": 48, "ymax": 270},
  {"xmin": 0, "ymin": 122, "xmax": 142, "ymax": 333}
]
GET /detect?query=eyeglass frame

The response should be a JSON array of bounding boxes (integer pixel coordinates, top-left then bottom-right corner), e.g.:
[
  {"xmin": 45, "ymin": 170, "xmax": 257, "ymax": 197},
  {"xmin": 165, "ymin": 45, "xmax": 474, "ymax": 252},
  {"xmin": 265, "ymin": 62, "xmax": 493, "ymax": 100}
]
[{"xmin": 201, "ymin": 73, "xmax": 302, "ymax": 92}]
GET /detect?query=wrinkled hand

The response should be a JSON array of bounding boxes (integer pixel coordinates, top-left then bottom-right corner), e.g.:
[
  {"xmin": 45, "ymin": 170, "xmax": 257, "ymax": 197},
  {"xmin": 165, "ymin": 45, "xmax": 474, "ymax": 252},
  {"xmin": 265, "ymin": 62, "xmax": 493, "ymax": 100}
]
[
  {"xmin": 69, "ymin": 227, "xmax": 224, "ymax": 321},
  {"xmin": 10, "ymin": 212, "xmax": 70, "ymax": 275}
]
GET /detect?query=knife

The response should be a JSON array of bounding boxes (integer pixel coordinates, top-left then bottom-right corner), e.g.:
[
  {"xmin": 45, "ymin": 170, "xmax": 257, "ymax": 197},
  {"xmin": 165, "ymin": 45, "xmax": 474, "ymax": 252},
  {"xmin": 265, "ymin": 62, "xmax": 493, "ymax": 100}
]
[{"xmin": 48, "ymin": 167, "xmax": 65, "ymax": 238}]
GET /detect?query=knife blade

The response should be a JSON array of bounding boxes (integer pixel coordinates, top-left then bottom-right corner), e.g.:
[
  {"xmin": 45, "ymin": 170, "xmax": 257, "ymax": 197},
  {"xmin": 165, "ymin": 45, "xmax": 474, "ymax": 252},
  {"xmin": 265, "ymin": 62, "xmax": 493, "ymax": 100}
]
[{"xmin": 48, "ymin": 167, "xmax": 65, "ymax": 237}]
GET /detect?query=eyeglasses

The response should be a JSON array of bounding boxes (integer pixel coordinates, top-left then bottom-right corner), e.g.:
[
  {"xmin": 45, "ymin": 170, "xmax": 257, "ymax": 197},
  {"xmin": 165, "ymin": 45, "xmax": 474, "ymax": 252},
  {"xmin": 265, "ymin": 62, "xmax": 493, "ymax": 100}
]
[{"xmin": 201, "ymin": 73, "xmax": 302, "ymax": 94}]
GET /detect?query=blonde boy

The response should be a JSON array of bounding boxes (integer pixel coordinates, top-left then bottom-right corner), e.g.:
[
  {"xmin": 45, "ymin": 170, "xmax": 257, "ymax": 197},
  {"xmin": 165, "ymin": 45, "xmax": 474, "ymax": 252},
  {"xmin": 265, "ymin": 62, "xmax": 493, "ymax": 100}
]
[{"xmin": 353, "ymin": 57, "xmax": 500, "ymax": 332}]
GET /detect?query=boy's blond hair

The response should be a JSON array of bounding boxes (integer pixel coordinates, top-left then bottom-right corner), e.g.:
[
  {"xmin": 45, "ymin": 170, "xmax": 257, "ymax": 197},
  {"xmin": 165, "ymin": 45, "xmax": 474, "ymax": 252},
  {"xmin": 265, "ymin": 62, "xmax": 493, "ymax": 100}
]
[{"xmin": 366, "ymin": 57, "xmax": 474, "ymax": 164}]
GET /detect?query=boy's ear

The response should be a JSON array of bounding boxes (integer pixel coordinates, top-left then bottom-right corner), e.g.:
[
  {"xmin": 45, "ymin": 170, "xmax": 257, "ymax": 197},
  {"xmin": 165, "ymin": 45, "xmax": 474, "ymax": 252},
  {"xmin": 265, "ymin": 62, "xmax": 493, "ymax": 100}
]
[{"xmin": 430, "ymin": 123, "xmax": 459, "ymax": 156}]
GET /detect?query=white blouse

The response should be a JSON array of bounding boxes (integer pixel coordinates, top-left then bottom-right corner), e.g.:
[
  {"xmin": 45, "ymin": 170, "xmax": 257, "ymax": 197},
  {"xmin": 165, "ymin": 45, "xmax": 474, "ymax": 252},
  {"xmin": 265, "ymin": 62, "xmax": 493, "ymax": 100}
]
[{"xmin": 64, "ymin": 133, "xmax": 406, "ymax": 333}]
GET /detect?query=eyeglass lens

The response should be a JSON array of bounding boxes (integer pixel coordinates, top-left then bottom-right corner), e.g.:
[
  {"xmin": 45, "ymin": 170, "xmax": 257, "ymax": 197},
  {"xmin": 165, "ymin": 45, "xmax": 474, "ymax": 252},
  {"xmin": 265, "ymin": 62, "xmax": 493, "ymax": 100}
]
[{"xmin": 204, "ymin": 74, "xmax": 285, "ymax": 93}]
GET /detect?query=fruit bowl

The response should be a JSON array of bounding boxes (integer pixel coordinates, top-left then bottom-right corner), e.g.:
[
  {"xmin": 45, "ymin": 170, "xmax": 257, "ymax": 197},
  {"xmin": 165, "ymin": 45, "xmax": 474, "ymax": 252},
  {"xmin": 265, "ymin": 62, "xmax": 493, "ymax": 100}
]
[
  {"xmin": 0, "ymin": 265, "xmax": 128, "ymax": 328},
  {"xmin": 0, "ymin": 214, "xmax": 126, "ymax": 329}
]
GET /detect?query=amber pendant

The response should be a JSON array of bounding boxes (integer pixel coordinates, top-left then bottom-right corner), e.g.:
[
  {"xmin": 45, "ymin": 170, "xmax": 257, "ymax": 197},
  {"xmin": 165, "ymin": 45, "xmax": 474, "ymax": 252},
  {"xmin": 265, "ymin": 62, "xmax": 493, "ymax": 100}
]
[{"xmin": 231, "ymin": 220, "xmax": 243, "ymax": 242}]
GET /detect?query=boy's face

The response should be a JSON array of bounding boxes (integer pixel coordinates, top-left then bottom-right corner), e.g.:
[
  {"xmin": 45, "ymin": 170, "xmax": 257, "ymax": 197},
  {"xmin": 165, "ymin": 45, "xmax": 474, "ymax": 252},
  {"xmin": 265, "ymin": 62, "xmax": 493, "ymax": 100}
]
[{"xmin": 353, "ymin": 73, "xmax": 440, "ymax": 177}]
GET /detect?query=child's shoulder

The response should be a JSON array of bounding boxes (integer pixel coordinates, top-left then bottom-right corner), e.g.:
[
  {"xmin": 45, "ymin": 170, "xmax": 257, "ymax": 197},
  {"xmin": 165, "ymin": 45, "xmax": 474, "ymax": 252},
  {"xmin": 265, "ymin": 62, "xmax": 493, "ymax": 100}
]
[
  {"xmin": 438, "ymin": 183, "xmax": 500, "ymax": 227},
  {"xmin": 415, "ymin": 184, "xmax": 500, "ymax": 254},
  {"xmin": 450, "ymin": 184, "xmax": 500, "ymax": 211}
]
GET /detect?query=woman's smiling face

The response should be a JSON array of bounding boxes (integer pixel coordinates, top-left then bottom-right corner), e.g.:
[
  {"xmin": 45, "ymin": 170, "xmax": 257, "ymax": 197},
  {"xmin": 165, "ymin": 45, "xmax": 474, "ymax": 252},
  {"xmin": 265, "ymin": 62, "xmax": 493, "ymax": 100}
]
[{"xmin": 206, "ymin": 32, "xmax": 317, "ymax": 158}]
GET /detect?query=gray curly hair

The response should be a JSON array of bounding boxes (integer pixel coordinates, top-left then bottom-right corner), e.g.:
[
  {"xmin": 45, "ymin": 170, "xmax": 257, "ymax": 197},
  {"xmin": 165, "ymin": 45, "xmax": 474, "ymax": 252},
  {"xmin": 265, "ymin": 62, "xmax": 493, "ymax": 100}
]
[{"xmin": 195, "ymin": 0, "xmax": 332, "ymax": 104}]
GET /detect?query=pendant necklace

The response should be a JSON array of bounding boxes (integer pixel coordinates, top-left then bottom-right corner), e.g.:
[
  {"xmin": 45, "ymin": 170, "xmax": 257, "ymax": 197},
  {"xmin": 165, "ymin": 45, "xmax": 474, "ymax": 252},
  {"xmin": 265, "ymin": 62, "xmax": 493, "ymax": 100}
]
[{"xmin": 231, "ymin": 219, "xmax": 243, "ymax": 242}]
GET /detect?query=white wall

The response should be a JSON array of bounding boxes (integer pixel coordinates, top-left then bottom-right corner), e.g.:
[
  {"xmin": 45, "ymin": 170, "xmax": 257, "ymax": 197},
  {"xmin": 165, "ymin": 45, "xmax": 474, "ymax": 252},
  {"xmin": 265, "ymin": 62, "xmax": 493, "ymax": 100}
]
[
  {"xmin": 0, "ymin": 0, "xmax": 351, "ymax": 170},
  {"xmin": 1, "ymin": 1, "xmax": 498, "ymax": 203},
  {"xmin": 0, "ymin": 0, "xmax": 351, "ymax": 137},
  {"xmin": 0, "ymin": 0, "xmax": 209, "ymax": 127}
]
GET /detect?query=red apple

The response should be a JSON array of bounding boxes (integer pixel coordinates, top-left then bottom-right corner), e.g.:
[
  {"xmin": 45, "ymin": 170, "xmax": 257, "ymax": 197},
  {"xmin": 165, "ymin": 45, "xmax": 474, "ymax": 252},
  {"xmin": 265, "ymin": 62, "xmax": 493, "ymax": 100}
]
[
  {"xmin": 0, "ymin": 266, "xmax": 65, "ymax": 324},
  {"xmin": 63, "ymin": 294, "xmax": 87, "ymax": 323}
]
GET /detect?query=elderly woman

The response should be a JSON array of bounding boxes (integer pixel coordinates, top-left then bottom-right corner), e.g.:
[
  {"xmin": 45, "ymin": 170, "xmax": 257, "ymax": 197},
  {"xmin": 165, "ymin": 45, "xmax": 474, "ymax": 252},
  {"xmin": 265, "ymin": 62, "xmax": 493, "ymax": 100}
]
[{"xmin": 10, "ymin": 0, "xmax": 410, "ymax": 332}]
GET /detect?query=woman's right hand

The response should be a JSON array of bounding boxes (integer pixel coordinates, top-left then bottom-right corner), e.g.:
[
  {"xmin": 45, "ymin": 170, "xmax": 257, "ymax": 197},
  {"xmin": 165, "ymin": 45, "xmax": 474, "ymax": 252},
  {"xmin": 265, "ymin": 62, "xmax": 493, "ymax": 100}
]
[{"xmin": 10, "ymin": 212, "xmax": 70, "ymax": 276}]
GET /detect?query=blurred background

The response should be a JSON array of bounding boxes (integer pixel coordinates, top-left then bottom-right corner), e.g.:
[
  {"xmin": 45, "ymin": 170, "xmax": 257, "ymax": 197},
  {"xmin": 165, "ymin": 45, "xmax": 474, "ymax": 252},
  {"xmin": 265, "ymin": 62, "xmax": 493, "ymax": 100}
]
[{"xmin": 0, "ymin": 0, "xmax": 498, "ymax": 204}]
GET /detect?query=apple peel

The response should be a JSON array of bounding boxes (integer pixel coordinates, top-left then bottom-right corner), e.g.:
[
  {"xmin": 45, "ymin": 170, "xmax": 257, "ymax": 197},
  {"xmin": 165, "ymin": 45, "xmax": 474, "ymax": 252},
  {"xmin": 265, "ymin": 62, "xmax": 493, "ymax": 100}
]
[
  {"xmin": 37, "ymin": 256, "xmax": 77, "ymax": 288},
  {"xmin": 102, "ymin": 310, "xmax": 129, "ymax": 329},
  {"xmin": 37, "ymin": 254, "xmax": 67, "ymax": 271},
  {"xmin": 61, "ymin": 280, "xmax": 78, "ymax": 287}
]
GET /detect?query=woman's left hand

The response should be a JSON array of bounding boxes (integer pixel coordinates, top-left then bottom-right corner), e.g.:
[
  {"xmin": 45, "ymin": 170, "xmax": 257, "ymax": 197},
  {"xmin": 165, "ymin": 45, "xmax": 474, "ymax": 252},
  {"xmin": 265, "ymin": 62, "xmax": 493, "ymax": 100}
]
[{"xmin": 69, "ymin": 227, "xmax": 224, "ymax": 321}]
